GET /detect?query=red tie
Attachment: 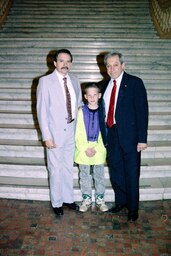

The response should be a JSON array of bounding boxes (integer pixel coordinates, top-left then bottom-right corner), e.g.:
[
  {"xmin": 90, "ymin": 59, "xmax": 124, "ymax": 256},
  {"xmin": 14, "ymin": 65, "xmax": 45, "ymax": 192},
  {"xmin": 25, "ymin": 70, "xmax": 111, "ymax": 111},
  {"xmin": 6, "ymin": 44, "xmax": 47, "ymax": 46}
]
[
  {"xmin": 107, "ymin": 80, "xmax": 117, "ymax": 128},
  {"xmin": 63, "ymin": 77, "xmax": 72, "ymax": 123}
]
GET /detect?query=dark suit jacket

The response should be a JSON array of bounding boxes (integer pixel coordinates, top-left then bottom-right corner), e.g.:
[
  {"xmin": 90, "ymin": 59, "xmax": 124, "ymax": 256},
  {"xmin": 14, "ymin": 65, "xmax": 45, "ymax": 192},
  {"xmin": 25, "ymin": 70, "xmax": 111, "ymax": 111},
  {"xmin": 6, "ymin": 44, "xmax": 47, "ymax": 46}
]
[{"xmin": 99, "ymin": 72, "xmax": 149, "ymax": 152}]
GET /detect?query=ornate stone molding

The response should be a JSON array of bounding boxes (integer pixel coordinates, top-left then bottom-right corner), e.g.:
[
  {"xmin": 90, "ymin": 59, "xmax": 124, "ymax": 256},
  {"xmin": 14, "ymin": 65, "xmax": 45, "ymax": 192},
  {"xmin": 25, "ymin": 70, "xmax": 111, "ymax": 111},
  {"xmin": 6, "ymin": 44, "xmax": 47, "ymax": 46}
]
[
  {"xmin": 150, "ymin": 0, "xmax": 171, "ymax": 38},
  {"xmin": 0, "ymin": 0, "xmax": 13, "ymax": 25}
]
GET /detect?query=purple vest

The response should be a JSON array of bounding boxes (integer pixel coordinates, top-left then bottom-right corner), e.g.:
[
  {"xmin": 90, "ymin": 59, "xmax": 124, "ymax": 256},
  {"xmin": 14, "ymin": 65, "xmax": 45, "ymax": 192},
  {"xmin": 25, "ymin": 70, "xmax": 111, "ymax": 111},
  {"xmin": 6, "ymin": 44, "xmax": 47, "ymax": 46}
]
[{"xmin": 82, "ymin": 104, "xmax": 100, "ymax": 142}]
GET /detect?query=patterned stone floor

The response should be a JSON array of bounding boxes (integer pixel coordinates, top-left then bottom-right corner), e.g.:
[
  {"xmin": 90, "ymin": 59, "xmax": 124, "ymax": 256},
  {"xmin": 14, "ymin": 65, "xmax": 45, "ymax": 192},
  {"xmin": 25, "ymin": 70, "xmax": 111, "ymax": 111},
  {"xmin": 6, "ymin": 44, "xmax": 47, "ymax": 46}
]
[{"xmin": 0, "ymin": 199, "xmax": 170, "ymax": 256}]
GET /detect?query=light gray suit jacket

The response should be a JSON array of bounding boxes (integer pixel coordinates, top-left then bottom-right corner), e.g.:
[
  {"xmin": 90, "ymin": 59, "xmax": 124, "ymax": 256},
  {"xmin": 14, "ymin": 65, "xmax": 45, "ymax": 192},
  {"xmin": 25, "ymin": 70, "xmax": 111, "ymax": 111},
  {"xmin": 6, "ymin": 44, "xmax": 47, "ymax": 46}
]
[{"xmin": 37, "ymin": 70, "xmax": 82, "ymax": 146}]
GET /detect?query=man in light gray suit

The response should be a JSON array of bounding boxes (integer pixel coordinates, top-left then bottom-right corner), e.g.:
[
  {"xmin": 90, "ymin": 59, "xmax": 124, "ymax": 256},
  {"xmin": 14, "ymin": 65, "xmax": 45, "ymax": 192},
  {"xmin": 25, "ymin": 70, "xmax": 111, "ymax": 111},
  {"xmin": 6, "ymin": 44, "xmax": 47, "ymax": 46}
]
[{"xmin": 37, "ymin": 49, "xmax": 82, "ymax": 216}]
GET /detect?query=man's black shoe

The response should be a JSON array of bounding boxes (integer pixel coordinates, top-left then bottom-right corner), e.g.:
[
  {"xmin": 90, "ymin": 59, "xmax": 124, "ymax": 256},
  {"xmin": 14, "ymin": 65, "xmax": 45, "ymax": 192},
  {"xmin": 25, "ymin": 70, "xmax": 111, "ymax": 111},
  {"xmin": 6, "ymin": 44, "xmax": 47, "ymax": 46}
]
[
  {"xmin": 128, "ymin": 211, "xmax": 138, "ymax": 222},
  {"xmin": 108, "ymin": 204, "xmax": 127, "ymax": 213},
  {"xmin": 53, "ymin": 207, "xmax": 63, "ymax": 216},
  {"xmin": 63, "ymin": 202, "xmax": 79, "ymax": 210}
]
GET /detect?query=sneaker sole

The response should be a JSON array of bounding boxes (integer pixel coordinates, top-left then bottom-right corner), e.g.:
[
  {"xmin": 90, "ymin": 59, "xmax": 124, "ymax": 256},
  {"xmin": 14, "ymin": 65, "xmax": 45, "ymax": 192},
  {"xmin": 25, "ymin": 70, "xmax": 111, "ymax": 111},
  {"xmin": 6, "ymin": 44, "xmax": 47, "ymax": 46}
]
[{"xmin": 79, "ymin": 204, "xmax": 92, "ymax": 212}]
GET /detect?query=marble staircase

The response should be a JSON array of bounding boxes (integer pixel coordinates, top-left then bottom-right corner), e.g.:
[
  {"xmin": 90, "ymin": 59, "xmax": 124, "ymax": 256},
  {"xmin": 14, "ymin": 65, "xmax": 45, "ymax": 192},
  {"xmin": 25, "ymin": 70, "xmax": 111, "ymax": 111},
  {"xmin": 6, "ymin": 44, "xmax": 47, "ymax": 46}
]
[{"xmin": 0, "ymin": 0, "xmax": 171, "ymax": 202}]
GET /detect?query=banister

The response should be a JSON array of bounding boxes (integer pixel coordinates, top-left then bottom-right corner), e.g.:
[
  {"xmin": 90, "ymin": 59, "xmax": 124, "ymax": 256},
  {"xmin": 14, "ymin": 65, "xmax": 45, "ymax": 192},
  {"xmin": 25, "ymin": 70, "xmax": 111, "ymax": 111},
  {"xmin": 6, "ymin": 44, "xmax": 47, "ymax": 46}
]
[
  {"xmin": 150, "ymin": 0, "xmax": 171, "ymax": 38},
  {"xmin": 0, "ymin": 0, "xmax": 13, "ymax": 26}
]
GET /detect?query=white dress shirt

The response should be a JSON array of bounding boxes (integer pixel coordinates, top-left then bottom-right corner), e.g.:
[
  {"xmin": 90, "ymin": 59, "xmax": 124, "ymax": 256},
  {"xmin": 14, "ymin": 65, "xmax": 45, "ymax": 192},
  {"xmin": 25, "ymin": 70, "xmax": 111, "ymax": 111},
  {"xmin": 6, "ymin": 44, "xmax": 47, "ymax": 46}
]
[
  {"xmin": 103, "ymin": 72, "xmax": 124, "ymax": 123},
  {"xmin": 55, "ymin": 70, "xmax": 76, "ymax": 119}
]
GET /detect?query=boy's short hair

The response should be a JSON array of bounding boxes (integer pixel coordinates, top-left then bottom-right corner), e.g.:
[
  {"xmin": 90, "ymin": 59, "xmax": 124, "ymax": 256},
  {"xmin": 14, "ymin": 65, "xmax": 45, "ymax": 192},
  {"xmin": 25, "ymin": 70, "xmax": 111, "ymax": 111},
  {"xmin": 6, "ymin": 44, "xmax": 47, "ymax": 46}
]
[{"xmin": 84, "ymin": 83, "xmax": 100, "ymax": 94}]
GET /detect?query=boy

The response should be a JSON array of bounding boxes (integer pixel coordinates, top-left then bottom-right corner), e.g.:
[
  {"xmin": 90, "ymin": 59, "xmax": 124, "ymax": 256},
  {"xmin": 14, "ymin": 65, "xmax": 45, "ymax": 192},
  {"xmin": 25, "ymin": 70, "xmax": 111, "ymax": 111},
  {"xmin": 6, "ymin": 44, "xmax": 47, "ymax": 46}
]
[{"xmin": 74, "ymin": 83, "xmax": 108, "ymax": 212}]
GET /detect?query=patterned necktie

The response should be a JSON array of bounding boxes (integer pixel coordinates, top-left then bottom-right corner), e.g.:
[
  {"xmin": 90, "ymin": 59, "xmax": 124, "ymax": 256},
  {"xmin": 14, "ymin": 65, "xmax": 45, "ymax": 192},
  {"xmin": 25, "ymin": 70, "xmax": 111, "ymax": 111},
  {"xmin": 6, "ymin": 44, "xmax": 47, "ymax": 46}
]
[
  {"xmin": 63, "ymin": 77, "xmax": 72, "ymax": 123},
  {"xmin": 107, "ymin": 80, "xmax": 117, "ymax": 128}
]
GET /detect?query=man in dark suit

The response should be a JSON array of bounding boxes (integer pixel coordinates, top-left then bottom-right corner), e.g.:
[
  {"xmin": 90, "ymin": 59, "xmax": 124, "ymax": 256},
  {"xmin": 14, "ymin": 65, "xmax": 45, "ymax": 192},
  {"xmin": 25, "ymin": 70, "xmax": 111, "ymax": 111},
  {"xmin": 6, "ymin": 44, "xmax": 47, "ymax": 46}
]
[{"xmin": 99, "ymin": 51, "xmax": 148, "ymax": 221}]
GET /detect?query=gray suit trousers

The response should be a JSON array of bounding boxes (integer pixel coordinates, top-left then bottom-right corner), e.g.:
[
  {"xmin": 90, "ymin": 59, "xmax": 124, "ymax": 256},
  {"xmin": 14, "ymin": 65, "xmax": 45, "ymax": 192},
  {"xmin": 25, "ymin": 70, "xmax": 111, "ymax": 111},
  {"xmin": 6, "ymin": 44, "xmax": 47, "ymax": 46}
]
[{"xmin": 46, "ymin": 122, "xmax": 75, "ymax": 208}]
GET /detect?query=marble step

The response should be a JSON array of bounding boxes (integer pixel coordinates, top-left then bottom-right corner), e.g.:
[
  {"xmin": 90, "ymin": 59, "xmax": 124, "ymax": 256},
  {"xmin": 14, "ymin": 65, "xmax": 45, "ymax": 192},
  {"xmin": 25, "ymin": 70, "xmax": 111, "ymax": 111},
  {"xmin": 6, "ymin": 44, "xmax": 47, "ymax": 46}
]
[
  {"xmin": 0, "ymin": 101, "xmax": 34, "ymax": 112},
  {"xmin": 4, "ymin": 25, "xmax": 154, "ymax": 32},
  {"xmin": 0, "ymin": 32, "xmax": 158, "ymax": 39},
  {"xmin": 0, "ymin": 69, "xmax": 170, "ymax": 82},
  {"xmin": 2, "ymin": 20, "xmax": 155, "ymax": 28},
  {"xmin": 1, "ymin": 60, "xmax": 170, "ymax": 71},
  {"xmin": 0, "ymin": 141, "xmax": 171, "ymax": 159},
  {"xmin": 0, "ymin": 25, "xmax": 157, "ymax": 38},
  {"xmin": 0, "ymin": 169, "xmax": 170, "ymax": 189},
  {"xmin": 0, "ymin": 89, "xmax": 171, "ymax": 98},
  {"xmin": 0, "ymin": 49, "xmax": 171, "ymax": 59},
  {"xmin": 0, "ymin": 0, "xmax": 158, "ymax": 39},
  {"xmin": 6, "ymin": 21, "xmax": 153, "ymax": 29},
  {"xmin": 10, "ymin": 4, "xmax": 150, "ymax": 10},
  {"xmin": 0, "ymin": 38, "xmax": 170, "ymax": 50},
  {"xmin": 0, "ymin": 127, "xmax": 171, "ymax": 142},
  {"xmin": 0, "ymin": 88, "xmax": 171, "ymax": 95},
  {"xmin": 0, "ymin": 63, "xmax": 170, "ymax": 76},
  {"xmin": 149, "ymin": 102, "xmax": 171, "ymax": 111},
  {"xmin": 0, "ymin": 101, "xmax": 171, "ymax": 113},
  {"xmin": 0, "ymin": 60, "xmax": 171, "ymax": 72},
  {"xmin": 4, "ymin": 15, "xmax": 153, "ymax": 24},
  {"xmin": 0, "ymin": 77, "xmax": 170, "ymax": 88},
  {"xmin": 0, "ymin": 113, "xmax": 171, "ymax": 126},
  {"xmin": 0, "ymin": 128, "xmax": 41, "ymax": 140},
  {"xmin": 0, "ymin": 177, "xmax": 170, "ymax": 201},
  {"xmin": 0, "ymin": 83, "xmax": 170, "ymax": 94},
  {"xmin": 0, "ymin": 155, "xmax": 170, "ymax": 202},
  {"xmin": 6, "ymin": 4, "xmax": 153, "ymax": 16},
  {"xmin": 0, "ymin": 160, "xmax": 171, "ymax": 179},
  {"xmin": 149, "ymin": 114, "xmax": 171, "ymax": 126},
  {"xmin": 1, "ymin": 68, "xmax": 168, "ymax": 83},
  {"xmin": 11, "ymin": 0, "xmax": 148, "ymax": 4},
  {"xmin": 0, "ymin": 78, "xmax": 170, "ymax": 90},
  {"xmin": 0, "ymin": 90, "xmax": 169, "ymax": 109},
  {"xmin": 0, "ymin": 36, "xmax": 171, "ymax": 46},
  {"xmin": 148, "ymin": 128, "xmax": 171, "ymax": 141}
]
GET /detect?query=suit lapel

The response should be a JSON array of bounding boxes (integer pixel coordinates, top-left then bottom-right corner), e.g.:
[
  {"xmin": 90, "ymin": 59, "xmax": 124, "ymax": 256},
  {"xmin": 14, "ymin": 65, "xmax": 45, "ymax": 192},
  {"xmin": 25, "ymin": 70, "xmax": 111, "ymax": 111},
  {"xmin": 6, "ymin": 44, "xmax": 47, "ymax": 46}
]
[
  {"xmin": 69, "ymin": 74, "xmax": 79, "ymax": 100},
  {"xmin": 116, "ymin": 72, "xmax": 128, "ymax": 108},
  {"xmin": 50, "ymin": 70, "xmax": 66, "ymax": 107}
]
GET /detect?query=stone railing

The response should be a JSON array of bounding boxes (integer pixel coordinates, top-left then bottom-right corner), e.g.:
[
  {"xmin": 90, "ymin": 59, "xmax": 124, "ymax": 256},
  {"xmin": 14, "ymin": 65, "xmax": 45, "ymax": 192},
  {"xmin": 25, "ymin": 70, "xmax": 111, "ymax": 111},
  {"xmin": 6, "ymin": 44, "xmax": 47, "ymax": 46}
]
[
  {"xmin": 0, "ymin": 0, "xmax": 13, "ymax": 25},
  {"xmin": 150, "ymin": 0, "xmax": 171, "ymax": 38}
]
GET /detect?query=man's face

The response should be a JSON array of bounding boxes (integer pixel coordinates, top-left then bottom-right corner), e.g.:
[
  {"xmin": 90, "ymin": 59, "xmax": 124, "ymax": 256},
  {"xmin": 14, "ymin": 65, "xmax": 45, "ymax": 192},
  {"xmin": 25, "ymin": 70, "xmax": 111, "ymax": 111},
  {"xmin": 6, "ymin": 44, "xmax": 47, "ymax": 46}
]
[
  {"xmin": 54, "ymin": 53, "xmax": 72, "ymax": 76},
  {"xmin": 106, "ymin": 55, "xmax": 125, "ymax": 79}
]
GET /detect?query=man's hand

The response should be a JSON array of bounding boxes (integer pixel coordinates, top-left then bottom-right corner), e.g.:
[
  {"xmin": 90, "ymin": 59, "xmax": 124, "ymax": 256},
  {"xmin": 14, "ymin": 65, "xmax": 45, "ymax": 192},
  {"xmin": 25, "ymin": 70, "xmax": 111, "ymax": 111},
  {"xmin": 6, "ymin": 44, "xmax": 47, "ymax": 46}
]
[
  {"xmin": 137, "ymin": 143, "xmax": 148, "ymax": 152},
  {"xmin": 44, "ymin": 139, "xmax": 57, "ymax": 149}
]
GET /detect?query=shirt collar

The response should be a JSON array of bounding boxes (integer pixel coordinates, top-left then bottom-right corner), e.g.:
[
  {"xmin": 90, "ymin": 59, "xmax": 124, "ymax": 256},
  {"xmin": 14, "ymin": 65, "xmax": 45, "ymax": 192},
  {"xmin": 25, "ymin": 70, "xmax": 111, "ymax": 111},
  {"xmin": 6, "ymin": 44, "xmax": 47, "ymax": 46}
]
[{"xmin": 55, "ymin": 69, "xmax": 69, "ymax": 82}]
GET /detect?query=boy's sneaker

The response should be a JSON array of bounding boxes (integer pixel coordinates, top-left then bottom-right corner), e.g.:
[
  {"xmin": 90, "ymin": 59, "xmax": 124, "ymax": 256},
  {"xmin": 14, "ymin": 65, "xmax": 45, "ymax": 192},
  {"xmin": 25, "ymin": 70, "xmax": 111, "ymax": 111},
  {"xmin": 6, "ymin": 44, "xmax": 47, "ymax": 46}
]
[
  {"xmin": 96, "ymin": 196, "xmax": 108, "ymax": 212},
  {"xmin": 79, "ymin": 196, "xmax": 92, "ymax": 212}
]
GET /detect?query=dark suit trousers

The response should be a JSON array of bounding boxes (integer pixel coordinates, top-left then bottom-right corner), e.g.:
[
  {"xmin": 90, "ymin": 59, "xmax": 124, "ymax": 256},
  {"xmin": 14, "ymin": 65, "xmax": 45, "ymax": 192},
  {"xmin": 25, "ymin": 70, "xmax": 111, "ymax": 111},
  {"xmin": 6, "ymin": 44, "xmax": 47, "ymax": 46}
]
[{"xmin": 107, "ymin": 125, "xmax": 141, "ymax": 212}]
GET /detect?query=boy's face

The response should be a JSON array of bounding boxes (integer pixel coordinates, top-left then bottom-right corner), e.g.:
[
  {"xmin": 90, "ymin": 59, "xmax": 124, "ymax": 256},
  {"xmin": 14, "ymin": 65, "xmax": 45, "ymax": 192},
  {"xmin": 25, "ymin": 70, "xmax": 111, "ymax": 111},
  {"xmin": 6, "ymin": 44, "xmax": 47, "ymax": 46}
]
[{"xmin": 84, "ymin": 87, "xmax": 101, "ymax": 107}]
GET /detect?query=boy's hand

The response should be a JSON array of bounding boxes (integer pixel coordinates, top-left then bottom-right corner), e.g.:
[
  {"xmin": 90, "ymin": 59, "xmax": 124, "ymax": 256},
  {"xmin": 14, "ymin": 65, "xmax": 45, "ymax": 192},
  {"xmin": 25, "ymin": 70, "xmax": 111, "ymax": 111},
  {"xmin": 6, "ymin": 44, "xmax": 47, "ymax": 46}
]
[{"xmin": 85, "ymin": 148, "xmax": 96, "ymax": 157}]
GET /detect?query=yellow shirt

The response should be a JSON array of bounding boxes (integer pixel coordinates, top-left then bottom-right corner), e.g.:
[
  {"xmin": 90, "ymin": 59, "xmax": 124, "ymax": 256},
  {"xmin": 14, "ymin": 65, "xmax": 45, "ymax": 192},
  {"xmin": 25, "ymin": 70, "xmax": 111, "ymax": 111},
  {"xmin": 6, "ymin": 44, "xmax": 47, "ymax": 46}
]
[{"xmin": 74, "ymin": 108, "xmax": 106, "ymax": 165}]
